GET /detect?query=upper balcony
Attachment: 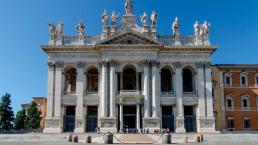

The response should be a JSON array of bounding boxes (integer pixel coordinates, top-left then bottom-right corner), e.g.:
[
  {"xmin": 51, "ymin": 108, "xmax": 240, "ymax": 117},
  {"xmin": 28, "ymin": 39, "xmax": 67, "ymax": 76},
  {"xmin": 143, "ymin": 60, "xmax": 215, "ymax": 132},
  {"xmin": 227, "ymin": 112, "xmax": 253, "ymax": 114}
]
[{"xmin": 117, "ymin": 90, "xmax": 143, "ymax": 98}]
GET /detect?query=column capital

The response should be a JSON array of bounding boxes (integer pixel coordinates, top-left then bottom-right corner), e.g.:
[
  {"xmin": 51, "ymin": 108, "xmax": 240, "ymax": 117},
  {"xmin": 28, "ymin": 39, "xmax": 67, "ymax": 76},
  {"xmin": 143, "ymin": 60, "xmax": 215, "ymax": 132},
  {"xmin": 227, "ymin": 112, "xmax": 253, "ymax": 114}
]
[
  {"xmin": 55, "ymin": 62, "xmax": 64, "ymax": 68},
  {"xmin": 109, "ymin": 59, "xmax": 117, "ymax": 67},
  {"xmin": 77, "ymin": 62, "xmax": 86, "ymax": 69},
  {"xmin": 151, "ymin": 60, "xmax": 160, "ymax": 66},
  {"xmin": 100, "ymin": 60, "xmax": 109, "ymax": 66},
  {"xmin": 141, "ymin": 59, "xmax": 151, "ymax": 66},
  {"xmin": 174, "ymin": 62, "xmax": 183, "ymax": 69},
  {"xmin": 47, "ymin": 61, "xmax": 55, "ymax": 68}
]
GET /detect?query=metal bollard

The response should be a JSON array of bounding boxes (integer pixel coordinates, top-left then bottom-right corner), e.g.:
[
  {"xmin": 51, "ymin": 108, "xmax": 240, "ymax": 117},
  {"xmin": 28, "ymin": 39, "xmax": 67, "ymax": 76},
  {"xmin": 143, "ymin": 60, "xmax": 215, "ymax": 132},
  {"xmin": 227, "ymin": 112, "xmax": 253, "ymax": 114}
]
[
  {"xmin": 67, "ymin": 134, "xmax": 73, "ymax": 142},
  {"xmin": 162, "ymin": 133, "xmax": 171, "ymax": 144},
  {"xmin": 86, "ymin": 136, "xmax": 91, "ymax": 143},
  {"xmin": 104, "ymin": 133, "xmax": 113, "ymax": 144},
  {"xmin": 200, "ymin": 134, "xmax": 204, "ymax": 142},
  {"xmin": 194, "ymin": 135, "xmax": 201, "ymax": 143},
  {"xmin": 183, "ymin": 135, "xmax": 188, "ymax": 143},
  {"xmin": 73, "ymin": 135, "xmax": 78, "ymax": 143}
]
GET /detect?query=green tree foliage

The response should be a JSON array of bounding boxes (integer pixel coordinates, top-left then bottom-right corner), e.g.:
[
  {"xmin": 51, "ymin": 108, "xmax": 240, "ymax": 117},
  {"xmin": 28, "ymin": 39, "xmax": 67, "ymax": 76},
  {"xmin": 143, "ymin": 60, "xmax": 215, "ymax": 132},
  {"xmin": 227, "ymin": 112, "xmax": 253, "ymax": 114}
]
[
  {"xmin": 24, "ymin": 101, "xmax": 41, "ymax": 129},
  {"xmin": 0, "ymin": 93, "xmax": 14, "ymax": 130},
  {"xmin": 14, "ymin": 110, "xmax": 26, "ymax": 130}
]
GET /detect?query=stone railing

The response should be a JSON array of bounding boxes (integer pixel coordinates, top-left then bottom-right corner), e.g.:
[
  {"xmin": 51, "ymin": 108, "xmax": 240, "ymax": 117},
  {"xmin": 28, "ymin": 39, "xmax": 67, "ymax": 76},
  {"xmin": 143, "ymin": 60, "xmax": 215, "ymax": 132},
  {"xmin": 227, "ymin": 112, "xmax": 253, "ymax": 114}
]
[
  {"xmin": 183, "ymin": 91, "xmax": 198, "ymax": 97},
  {"xmin": 118, "ymin": 90, "xmax": 143, "ymax": 97},
  {"xmin": 161, "ymin": 91, "xmax": 175, "ymax": 97},
  {"xmin": 158, "ymin": 35, "xmax": 195, "ymax": 46},
  {"xmin": 62, "ymin": 35, "xmax": 101, "ymax": 45}
]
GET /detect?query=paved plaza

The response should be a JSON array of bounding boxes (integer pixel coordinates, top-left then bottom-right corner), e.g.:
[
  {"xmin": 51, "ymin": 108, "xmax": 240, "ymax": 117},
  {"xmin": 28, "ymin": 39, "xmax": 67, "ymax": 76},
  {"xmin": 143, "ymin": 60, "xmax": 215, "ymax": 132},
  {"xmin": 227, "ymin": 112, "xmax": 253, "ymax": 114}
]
[{"xmin": 1, "ymin": 141, "xmax": 258, "ymax": 145}]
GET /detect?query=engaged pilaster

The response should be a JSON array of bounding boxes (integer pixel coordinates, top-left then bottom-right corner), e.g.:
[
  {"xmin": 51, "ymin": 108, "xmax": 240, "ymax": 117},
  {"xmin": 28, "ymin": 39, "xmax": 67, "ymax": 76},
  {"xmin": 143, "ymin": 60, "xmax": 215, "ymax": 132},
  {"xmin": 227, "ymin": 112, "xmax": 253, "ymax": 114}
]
[
  {"xmin": 100, "ymin": 60, "xmax": 108, "ymax": 117},
  {"xmin": 109, "ymin": 60, "xmax": 116, "ymax": 117},
  {"xmin": 75, "ymin": 62, "xmax": 85, "ymax": 133},
  {"xmin": 143, "ymin": 60, "xmax": 150, "ymax": 117},
  {"xmin": 174, "ymin": 62, "xmax": 186, "ymax": 133},
  {"xmin": 151, "ymin": 60, "xmax": 160, "ymax": 117}
]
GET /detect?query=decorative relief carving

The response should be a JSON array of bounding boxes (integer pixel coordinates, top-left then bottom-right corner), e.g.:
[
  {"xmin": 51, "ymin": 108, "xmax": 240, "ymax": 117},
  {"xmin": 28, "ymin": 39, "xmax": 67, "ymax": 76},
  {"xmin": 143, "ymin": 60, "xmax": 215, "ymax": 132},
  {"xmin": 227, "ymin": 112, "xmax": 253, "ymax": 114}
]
[
  {"xmin": 143, "ymin": 118, "xmax": 160, "ymax": 128},
  {"xmin": 174, "ymin": 62, "xmax": 183, "ymax": 68},
  {"xmin": 200, "ymin": 119, "xmax": 215, "ymax": 128},
  {"xmin": 100, "ymin": 118, "xmax": 116, "ymax": 128}
]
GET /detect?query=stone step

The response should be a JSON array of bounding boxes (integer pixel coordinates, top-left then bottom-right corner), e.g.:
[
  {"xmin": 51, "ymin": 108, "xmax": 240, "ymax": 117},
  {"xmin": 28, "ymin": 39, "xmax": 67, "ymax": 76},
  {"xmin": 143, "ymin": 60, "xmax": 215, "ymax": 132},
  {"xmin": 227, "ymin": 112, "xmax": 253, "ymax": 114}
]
[{"xmin": 117, "ymin": 134, "xmax": 155, "ymax": 144}]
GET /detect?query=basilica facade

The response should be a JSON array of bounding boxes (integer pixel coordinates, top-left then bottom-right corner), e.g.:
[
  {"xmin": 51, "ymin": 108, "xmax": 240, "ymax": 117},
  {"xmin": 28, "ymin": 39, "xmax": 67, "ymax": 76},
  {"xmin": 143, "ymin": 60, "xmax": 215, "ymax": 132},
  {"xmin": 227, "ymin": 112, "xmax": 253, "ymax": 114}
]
[{"xmin": 42, "ymin": 0, "xmax": 217, "ymax": 133}]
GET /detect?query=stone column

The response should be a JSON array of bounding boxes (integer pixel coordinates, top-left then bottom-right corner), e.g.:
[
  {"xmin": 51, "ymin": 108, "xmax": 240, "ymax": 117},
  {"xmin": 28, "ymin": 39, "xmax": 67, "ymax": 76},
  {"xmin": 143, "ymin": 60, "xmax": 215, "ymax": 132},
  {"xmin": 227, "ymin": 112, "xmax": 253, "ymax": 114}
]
[
  {"xmin": 205, "ymin": 63, "xmax": 214, "ymax": 117},
  {"xmin": 75, "ymin": 62, "xmax": 85, "ymax": 133},
  {"xmin": 196, "ymin": 62, "xmax": 206, "ymax": 132},
  {"xmin": 101, "ymin": 60, "xmax": 108, "ymax": 117},
  {"xmin": 46, "ymin": 62, "xmax": 55, "ymax": 118},
  {"xmin": 174, "ymin": 62, "xmax": 186, "ymax": 133},
  {"xmin": 119, "ymin": 104, "xmax": 123, "ymax": 132},
  {"xmin": 137, "ymin": 104, "xmax": 141, "ymax": 130},
  {"xmin": 152, "ymin": 61, "xmax": 160, "ymax": 117},
  {"xmin": 143, "ymin": 61, "xmax": 150, "ymax": 117},
  {"xmin": 110, "ymin": 61, "xmax": 116, "ymax": 117},
  {"xmin": 52, "ymin": 62, "xmax": 64, "ymax": 133},
  {"xmin": 43, "ymin": 62, "xmax": 55, "ymax": 133}
]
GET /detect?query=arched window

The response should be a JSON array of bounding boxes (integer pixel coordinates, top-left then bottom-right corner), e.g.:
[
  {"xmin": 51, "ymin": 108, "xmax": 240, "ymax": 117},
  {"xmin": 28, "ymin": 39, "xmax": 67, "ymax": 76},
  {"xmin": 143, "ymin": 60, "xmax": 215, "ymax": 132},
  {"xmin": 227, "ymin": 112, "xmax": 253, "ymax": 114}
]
[
  {"xmin": 123, "ymin": 67, "xmax": 136, "ymax": 90},
  {"xmin": 87, "ymin": 68, "xmax": 99, "ymax": 93},
  {"xmin": 183, "ymin": 68, "xmax": 194, "ymax": 92},
  {"xmin": 226, "ymin": 95, "xmax": 234, "ymax": 110},
  {"xmin": 64, "ymin": 67, "xmax": 77, "ymax": 94},
  {"xmin": 241, "ymin": 95, "xmax": 249, "ymax": 109},
  {"xmin": 224, "ymin": 72, "xmax": 232, "ymax": 86},
  {"xmin": 161, "ymin": 68, "xmax": 172, "ymax": 92}
]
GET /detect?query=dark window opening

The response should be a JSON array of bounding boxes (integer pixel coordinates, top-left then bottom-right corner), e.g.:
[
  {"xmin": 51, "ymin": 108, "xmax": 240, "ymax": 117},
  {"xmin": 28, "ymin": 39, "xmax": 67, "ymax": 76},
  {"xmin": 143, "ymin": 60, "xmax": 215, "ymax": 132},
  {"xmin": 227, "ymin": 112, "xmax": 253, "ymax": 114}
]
[
  {"xmin": 183, "ymin": 68, "xmax": 193, "ymax": 92},
  {"xmin": 161, "ymin": 68, "xmax": 172, "ymax": 92}
]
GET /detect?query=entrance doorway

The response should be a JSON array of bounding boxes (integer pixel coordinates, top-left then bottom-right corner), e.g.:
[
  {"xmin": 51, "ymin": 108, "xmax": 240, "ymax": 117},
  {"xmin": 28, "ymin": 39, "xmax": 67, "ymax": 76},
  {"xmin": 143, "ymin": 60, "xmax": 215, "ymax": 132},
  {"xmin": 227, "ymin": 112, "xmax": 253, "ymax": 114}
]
[
  {"xmin": 63, "ymin": 106, "xmax": 75, "ymax": 132},
  {"xmin": 184, "ymin": 106, "xmax": 196, "ymax": 132},
  {"xmin": 86, "ymin": 106, "xmax": 98, "ymax": 132},
  {"xmin": 162, "ymin": 106, "xmax": 174, "ymax": 132},
  {"xmin": 123, "ymin": 106, "xmax": 136, "ymax": 128}
]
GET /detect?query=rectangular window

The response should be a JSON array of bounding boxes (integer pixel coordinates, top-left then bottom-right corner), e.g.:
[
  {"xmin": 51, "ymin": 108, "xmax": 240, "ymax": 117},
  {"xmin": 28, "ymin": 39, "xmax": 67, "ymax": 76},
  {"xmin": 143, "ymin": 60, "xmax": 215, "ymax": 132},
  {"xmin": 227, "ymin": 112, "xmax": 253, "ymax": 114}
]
[
  {"xmin": 256, "ymin": 76, "xmax": 258, "ymax": 86},
  {"xmin": 225, "ymin": 76, "xmax": 231, "ymax": 85},
  {"xmin": 227, "ymin": 99, "xmax": 232, "ymax": 108},
  {"xmin": 243, "ymin": 99, "xmax": 248, "ymax": 108},
  {"xmin": 241, "ymin": 76, "xmax": 247, "ymax": 86},
  {"xmin": 227, "ymin": 118, "xmax": 234, "ymax": 130},
  {"xmin": 244, "ymin": 118, "xmax": 251, "ymax": 129}
]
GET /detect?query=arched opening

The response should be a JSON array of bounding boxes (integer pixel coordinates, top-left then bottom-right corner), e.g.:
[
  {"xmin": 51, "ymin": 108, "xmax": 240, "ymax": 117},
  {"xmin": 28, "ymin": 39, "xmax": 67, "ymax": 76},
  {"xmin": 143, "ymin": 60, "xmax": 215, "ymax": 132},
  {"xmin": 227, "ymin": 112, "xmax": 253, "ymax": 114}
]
[
  {"xmin": 64, "ymin": 67, "xmax": 77, "ymax": 94},
  {"xmin": 183, "ymin": 68, "xmax": 194, "ymax": 92},
  {"xmin": 161, "ymin": 68, "xmax": 172, "ymax": 92},
  {"xmin": 123, "ymin": 67, "xmax": 136, "ymax": 90},
  {"xmin": 87, "ymin": 68, "xmax": 99, "ymax": 93}
]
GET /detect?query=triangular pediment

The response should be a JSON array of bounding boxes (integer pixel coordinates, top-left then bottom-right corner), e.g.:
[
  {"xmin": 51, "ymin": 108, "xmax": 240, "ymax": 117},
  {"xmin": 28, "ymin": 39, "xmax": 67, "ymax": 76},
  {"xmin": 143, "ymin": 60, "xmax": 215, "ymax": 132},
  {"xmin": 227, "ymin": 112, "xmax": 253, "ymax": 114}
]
[{"xmin": 98, "ymin": 30, "xmax": 160, "ymax": 45}]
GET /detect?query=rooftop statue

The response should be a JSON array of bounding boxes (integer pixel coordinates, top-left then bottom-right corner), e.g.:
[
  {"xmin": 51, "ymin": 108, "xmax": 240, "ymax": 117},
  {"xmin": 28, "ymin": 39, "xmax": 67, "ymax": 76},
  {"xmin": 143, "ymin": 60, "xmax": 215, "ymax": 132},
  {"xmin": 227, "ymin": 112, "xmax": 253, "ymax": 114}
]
[
  {"xmin": 172, "ymin": 17, "xmax": 180, "ymax": 36},
  {"xmin": 194, "ymin": 21, "xmax": 201, "ymax": 36},
  {"xmin": 125, "ymin": 0, "xmax": 133, "ymax": 15},
  {"xmin": 141, "ymin": 12, "xmax": 147, "ymax": 26},
  {"xmin": 56, "ymin": 22, "xmax": 63, "ymax": 36},
  {"xmin": 111, "ymin": 11, "xmax": 118, "ymax": 26},
  {"xmin": 202, "ymin": 21, "xmax": 211, "ymax": 36},
  {"xmin": 48, "ymin": 22, "xmax": 56, "ymax": 36},
  {"xmin": 76, "ymin": 21, "xmax": 85, "ymax": 36},
  {"xmin": 102, "ymin": 10, "xmax": 108, "ymax": 26},
  {"xmin": 150, "ymin": 11, "xmax": 158, "ymax": 26}
]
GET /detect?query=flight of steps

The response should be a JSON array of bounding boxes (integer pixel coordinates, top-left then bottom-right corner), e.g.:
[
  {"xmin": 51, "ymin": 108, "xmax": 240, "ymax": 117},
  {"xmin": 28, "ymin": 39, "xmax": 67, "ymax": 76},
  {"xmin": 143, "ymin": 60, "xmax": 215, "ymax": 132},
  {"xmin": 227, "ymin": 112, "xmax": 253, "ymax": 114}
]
[{"xmin": 118, "ymin": 134, "xmax": 155, "ymax": 144}]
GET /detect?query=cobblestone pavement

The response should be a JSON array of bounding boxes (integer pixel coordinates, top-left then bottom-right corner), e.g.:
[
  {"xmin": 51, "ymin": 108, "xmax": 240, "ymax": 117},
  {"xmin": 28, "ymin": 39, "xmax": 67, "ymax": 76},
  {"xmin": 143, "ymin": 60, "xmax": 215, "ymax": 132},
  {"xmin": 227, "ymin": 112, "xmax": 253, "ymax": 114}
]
[{"xmin": 1, "ymin": 141, "xmax": 258, "ymax": 145}]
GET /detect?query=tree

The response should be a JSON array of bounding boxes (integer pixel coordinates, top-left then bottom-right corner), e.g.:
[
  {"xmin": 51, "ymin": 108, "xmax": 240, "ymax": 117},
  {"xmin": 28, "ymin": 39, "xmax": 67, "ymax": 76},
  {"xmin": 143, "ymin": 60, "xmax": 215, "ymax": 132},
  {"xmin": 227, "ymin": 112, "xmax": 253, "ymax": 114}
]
[
  {"xmin": 24, "ymin": 101, "xmax": 41, "ymax": 129},
  {"xmin": 14, "ymin": 110, "xmax": 26, "ymax": 130},
  {"xmin": 0, "ymin": 93, "xmax": 14, "ymax": 130}
]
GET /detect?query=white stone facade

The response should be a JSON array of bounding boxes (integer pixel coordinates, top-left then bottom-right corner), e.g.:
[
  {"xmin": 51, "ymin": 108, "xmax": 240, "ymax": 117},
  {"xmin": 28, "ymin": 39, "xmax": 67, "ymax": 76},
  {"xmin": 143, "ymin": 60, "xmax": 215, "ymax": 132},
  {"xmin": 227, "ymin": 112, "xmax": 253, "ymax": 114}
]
[{"xmin": 42, "ymin": 0, "xmax": 217, "ymax": 133}]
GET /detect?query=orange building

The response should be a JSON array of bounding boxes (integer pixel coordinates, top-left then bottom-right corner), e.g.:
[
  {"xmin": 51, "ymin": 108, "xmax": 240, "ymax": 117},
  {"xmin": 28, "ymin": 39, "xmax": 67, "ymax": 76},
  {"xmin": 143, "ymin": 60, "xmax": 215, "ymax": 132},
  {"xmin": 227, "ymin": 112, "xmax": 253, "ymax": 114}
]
[
  {"xmin": 21, "ymin": 97, "xmax": 47, "ymax": 129},
  {"xmin": 213, "ymin": 64, "xmax": 258, "ymax": 131}
]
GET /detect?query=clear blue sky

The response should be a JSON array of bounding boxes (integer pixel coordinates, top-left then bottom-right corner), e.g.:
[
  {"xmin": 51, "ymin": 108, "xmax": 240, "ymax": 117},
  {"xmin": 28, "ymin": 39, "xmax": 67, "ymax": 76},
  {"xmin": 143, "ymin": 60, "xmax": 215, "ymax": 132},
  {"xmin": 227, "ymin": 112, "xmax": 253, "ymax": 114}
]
[{"xmin": 0, "ymin": 0, "xmax": 258, "ymax": 114}]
